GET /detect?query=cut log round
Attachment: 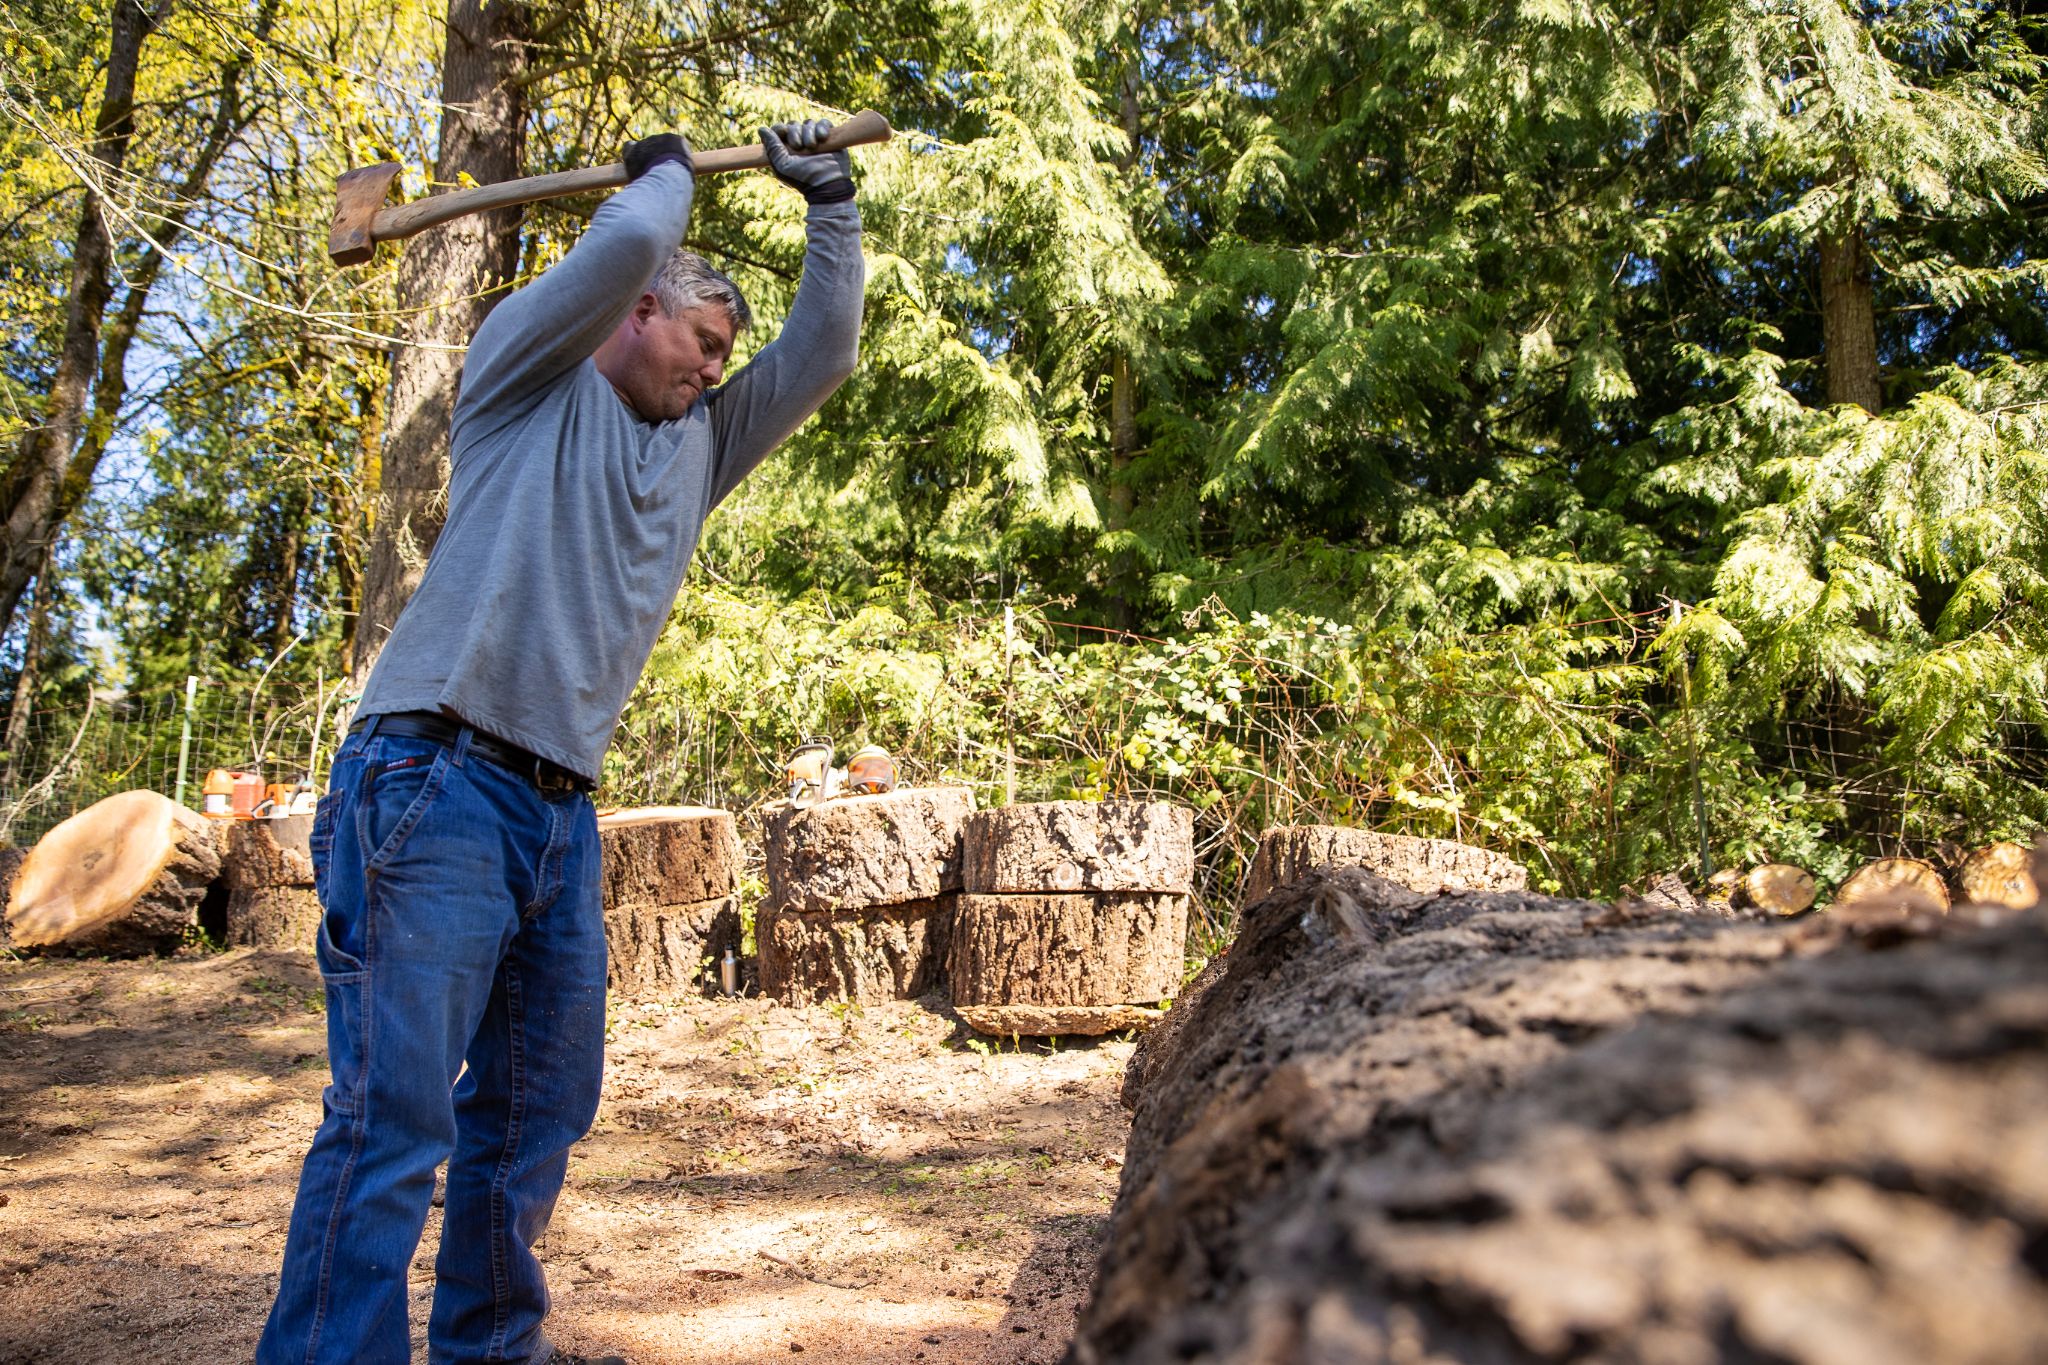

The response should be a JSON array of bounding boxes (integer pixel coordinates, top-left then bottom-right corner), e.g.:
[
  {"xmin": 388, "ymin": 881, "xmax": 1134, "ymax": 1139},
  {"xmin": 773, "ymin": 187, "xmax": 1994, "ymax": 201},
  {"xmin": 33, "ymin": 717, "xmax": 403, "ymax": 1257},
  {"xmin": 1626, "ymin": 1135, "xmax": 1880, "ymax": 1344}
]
[
  {"xmin": 1737, "ymin": 862, "xmax": 1817, "ymax": 917},
  {"xmin": 948, "ymin": 891, "xmax": 1186, "ymax": 1008},
  {"xmin": 226, "ymin": 885, "xmax": 322, "ymax": 949},
  {"xmin": 1834, "ymin": 857, "xmax": 1949, "ymax": 914},
  {"xmin": 764, "ymin": 787, "xmax": 974, "ymax": 912},
  {"xmin": 759, "ymin": 895, "xmax": 954, "ymax": 1005},
  {"xmin": 598, "ymin": 806, "xmax": 741, "ymax": 908},
  {"xmin": 1242, "ymin": 824, "xmax": 1527, "ymax": 906},
  {"xmin": 961, "ymin": 800, "xmax": 1192, "ymax": 895},
  {"xmin": 957, "ymin": 1003, "xmax": 1166, "ymax": 1038},
  {"xmin": 6, "ymin": 790, "xmax": 223, "ymax": 956},
  {"xmin": 221, "ymin": 816, "xmax": 314, "ymax": 889},
  {"xmin": 1958, "ymin": 841, "xmax": 2039, "ymax": 909},
  {"xmin": 605, "ymin": 893, "xmax": 742, "ymax": 999}
]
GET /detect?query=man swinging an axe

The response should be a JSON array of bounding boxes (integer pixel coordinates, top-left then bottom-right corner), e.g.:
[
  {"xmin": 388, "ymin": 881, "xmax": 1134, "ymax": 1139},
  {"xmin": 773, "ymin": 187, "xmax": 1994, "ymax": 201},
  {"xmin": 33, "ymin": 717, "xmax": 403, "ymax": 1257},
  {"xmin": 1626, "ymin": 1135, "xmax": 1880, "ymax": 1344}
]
[{"xmin": 259, "ymin": 116, "xmax": 874, "ymax": 1365}]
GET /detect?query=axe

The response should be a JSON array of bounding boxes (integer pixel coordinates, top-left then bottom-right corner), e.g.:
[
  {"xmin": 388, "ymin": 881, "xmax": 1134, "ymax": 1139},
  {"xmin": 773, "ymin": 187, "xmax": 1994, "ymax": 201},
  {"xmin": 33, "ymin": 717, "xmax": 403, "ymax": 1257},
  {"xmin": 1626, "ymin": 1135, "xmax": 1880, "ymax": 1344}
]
[{"xmin": 328, "ymin": 110, "xmax": 893, "ymax": 267}]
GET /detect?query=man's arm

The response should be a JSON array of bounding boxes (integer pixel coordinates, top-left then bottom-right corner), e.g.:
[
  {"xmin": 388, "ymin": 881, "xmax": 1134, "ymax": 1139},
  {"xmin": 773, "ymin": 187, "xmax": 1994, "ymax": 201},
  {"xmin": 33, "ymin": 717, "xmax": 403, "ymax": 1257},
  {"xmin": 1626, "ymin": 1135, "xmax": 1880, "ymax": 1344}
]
[
  {"xmin": 452, "ymin": 156, "xmax": 696, "ymax": 445},
  {"xmin": 704, "ymin": 121, "xmax": 864, "ymax": 506}
]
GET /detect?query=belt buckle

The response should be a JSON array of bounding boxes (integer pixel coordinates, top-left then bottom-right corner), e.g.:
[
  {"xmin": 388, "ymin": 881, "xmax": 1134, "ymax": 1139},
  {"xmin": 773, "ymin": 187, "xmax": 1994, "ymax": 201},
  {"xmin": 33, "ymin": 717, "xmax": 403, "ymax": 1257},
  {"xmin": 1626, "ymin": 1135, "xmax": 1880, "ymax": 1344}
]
[{"xmin": 533, "ymin": 758, "xmax": 578, "ymax": 795}]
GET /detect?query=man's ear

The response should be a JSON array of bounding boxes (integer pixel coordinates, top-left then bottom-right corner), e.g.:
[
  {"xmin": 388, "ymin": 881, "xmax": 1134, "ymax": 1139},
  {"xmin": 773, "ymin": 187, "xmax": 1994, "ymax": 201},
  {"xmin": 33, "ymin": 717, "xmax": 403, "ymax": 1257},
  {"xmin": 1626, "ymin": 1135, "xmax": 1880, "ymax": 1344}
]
[{"xmin": 631, "ymin": 293, "xmax": 662, "ymax": 328}]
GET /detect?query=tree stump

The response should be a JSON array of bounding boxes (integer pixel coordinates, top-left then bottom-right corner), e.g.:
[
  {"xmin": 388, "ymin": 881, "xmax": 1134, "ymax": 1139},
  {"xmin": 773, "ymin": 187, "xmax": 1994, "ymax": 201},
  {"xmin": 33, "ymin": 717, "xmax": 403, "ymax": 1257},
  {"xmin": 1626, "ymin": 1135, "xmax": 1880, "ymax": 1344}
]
[
  {"xmin": 1069, "ymin": 867, "xmax": 2048, "ymax": 1365},
  {"xmin": 606, "ymin": 893, "xmax": 741, "ymax": 998},
  {"xmin": 764, "ymin": 787, "xmax": 975, "ymax": 911},
  {"xmin": 1735, "ymin": 861, "xmax": 1818, "ymax": 916},
  {"xmin": 758, "ymin": 788, "xmax": 976, "ymax": 1005},
  {"xmin": 6, "ymin": 790, "xmax": 223, "ymax": 956},
  {"xmin": 599, "ymin": 807, "xmax": 742, "ymax": 999},
  {"xmin": 1958, "ymin": 842, "xmax": 2039, "ymax": 909},
  {"xmin": 961, "ymin": 800, "xmax": 1192, "ymax": 894},
  {"xmin": 1834, "ymin": 856, "xmax": 1950, "ymax": 914},
  {"xmin": 759, "ymin": 896, "xmax": 954, "ymax": 1005},
  {"xmin": 600, "ymin": 805, "xmax": 743, "ymax": 908},
  {"xmin": 221, "ymin": 815, "xmax": 320, "ymax": 949},
  {"xmin": 1242, "ymin": 824, "xmax": 1527, "ymax": 905},
  {"xmin": 949, "ymin": 892, "xmax": 1185, "ymax": 1008}
]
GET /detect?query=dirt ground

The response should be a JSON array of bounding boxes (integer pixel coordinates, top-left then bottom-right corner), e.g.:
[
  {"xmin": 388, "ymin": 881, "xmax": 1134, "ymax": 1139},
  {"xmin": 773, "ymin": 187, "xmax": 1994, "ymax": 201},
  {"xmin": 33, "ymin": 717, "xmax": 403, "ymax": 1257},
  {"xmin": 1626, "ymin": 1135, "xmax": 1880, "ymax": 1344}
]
[{"xmin": 0, "ymin": 946, "xmax": 1136, "ymax": 1363}]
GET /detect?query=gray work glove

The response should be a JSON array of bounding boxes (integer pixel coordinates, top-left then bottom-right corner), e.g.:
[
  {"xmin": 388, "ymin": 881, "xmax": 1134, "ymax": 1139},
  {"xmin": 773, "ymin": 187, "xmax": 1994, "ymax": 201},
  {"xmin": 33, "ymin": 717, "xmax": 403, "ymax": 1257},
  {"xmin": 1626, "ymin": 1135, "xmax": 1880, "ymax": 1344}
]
[{"xmin": 760, "ymin": 119, "xmax": 854, "ymax": 204}]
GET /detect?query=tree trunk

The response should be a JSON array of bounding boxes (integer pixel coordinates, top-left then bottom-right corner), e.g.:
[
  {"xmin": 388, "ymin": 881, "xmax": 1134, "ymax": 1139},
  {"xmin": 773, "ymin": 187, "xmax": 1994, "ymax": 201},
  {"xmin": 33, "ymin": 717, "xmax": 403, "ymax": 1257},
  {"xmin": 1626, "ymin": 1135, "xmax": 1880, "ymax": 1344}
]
[
  {"xmin": 351, "ymin": 0, "xmax": 530, "ymax": 686},
  {"xmin": 1104, "ymin": 50, "xmax": 1142, "ymax": 629},
  {"xmin": 0, "ymin": 0, "xmax": 163, "ymax": 640},
  {"xmin": 1820, "ymin": 226, "xmax": 1881, "ymax": 414},
  {"xmin": 1, "ymin": 548, "xmax": 55, "ymax": 791}
]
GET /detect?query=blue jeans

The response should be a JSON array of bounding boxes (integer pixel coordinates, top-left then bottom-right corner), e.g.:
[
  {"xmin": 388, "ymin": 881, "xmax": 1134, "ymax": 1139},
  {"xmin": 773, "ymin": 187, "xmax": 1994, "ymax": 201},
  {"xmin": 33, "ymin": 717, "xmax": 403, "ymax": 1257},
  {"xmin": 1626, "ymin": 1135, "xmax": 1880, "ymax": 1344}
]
[{"xmin": 258, "ymin": 722, "xmax": 606, "ymax": 1365}]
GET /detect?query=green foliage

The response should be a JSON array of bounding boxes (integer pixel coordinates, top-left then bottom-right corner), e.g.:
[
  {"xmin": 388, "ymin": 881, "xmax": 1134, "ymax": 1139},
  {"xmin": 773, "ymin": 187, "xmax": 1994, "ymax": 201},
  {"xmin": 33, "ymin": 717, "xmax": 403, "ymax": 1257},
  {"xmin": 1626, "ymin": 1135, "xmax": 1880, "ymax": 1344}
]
[{"xmin": 6, "ymin": 0, "xmax": 2046, "ymax": 927}]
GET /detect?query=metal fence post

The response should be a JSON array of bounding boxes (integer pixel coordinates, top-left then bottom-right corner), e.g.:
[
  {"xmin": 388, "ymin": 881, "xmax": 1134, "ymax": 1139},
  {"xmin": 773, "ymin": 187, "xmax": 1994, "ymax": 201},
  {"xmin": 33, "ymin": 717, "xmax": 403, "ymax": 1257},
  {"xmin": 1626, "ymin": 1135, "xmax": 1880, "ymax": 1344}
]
[{"xmin": 173, "ymin": 674, "xmax": 197, "ymax": 807}]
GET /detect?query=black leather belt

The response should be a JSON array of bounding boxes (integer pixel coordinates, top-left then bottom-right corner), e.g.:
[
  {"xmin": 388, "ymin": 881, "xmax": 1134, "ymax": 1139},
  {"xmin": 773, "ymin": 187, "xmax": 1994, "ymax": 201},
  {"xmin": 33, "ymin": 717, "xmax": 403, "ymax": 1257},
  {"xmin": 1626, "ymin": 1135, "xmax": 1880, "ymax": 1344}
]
[{"xmin": 351, "ymin": 711, "xmax": 594, "ymax": 794}]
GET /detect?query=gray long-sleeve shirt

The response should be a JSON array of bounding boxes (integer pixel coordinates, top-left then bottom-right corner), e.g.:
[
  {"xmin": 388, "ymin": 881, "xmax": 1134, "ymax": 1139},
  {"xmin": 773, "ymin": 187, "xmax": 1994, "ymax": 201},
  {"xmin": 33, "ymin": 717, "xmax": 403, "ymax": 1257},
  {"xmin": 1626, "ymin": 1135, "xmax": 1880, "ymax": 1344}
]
[{"xmin": 357, "ymin": 162, "xmax": 863, "ymax": 781}]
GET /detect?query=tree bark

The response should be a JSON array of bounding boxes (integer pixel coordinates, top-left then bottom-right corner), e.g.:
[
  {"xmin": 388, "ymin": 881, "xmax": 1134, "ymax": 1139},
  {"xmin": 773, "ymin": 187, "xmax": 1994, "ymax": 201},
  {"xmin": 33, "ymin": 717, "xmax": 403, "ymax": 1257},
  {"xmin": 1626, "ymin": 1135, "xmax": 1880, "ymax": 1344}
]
[
  {"xmin": 1, "ymin": 548, "xmax": 54, "ymax": 791},
  {"xmin": 1820, "ymin": 226, "xmax": 1881, "ymax": 414},
  {"xmin": 0, "ymin": 0, "xmax": 164, "ymax": 639},
  {"xmin": 1104, "ymin": 46, "xmax": 1142, "ymax": 628},
  {"xmin": 351, "ymin": 0, "xmax": 530, "ymax": 686}
]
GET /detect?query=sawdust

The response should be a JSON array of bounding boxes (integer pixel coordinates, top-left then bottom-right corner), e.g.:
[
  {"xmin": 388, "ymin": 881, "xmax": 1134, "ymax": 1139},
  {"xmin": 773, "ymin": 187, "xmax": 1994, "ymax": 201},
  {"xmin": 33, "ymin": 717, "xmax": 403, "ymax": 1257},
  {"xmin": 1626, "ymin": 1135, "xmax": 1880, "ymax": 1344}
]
[{"xmin": 0, "ymin": 947, "xmax": 1134, "ymax": 1363}]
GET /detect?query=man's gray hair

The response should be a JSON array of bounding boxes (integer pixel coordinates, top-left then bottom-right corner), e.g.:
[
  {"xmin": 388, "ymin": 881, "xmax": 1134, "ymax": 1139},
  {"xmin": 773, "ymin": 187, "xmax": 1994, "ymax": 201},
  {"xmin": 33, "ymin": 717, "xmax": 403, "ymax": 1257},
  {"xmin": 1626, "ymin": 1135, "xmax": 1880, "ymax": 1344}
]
[{"xmin": 649, "ymin": 250, "xmax": 752, "ymax": 333}]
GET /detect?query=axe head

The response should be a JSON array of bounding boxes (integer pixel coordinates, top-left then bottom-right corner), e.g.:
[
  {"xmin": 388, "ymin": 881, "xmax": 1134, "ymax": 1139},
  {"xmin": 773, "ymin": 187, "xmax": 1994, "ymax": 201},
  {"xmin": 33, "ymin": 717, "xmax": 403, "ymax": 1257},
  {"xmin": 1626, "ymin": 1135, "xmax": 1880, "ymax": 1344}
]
[{"xmin": 328, "ymin": 161, "xmax": 404, "ymax": 267}]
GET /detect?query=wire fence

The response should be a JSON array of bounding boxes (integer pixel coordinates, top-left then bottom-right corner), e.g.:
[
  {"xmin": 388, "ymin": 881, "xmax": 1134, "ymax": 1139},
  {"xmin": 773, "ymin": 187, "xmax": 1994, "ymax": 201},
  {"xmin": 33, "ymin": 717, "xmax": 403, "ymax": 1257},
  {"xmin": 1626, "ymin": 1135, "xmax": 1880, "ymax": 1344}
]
[
  {"xmin": 0, "ymin": 674, "xmax": 348, "ymax": 847},
  {"xmin": 3, "ymin": 602, "xmax": 2042, "ymax": 933}
]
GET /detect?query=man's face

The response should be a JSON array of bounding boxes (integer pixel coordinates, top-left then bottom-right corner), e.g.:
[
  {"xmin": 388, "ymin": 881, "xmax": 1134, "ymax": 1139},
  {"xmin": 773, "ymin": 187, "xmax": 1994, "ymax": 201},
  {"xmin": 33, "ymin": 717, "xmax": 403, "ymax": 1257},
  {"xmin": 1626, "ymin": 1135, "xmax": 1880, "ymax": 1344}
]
[{"xmin": 609, "ymin": 297, "xmax": 736, "ymax": 422}]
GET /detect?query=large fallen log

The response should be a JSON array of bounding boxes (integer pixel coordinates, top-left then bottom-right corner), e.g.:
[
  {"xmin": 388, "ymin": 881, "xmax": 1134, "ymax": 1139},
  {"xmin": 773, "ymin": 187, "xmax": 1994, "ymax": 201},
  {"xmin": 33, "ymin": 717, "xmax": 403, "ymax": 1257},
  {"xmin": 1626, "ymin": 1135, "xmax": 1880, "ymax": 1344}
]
[
  {"xmin": 6, "ymin": 791, "xmax": 223, "ymax": 956},
  {"xmin": 1242, "ymin": 823, "xmax": 1527, "ymax": 904},
  {"xmin": 1069, "ymin": 864, "xmax": 2048, "ymax": 1364}
]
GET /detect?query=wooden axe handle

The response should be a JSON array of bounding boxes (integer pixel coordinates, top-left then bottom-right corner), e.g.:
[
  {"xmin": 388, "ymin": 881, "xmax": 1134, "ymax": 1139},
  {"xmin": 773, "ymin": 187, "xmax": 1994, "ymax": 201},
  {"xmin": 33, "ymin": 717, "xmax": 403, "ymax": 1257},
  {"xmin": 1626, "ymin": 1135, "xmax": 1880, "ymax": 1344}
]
[{"xmin": 330, "ymin": 111, "xmax": 892, "ymax": 266}]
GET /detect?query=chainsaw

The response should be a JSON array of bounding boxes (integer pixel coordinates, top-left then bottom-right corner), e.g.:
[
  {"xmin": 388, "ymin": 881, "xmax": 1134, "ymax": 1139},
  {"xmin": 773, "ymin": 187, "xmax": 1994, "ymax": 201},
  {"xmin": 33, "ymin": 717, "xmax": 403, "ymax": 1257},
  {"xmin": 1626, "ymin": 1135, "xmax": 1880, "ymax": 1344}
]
[{"xmin": 784, "ymin": 738, "xmax": 896, "ymax": 807}]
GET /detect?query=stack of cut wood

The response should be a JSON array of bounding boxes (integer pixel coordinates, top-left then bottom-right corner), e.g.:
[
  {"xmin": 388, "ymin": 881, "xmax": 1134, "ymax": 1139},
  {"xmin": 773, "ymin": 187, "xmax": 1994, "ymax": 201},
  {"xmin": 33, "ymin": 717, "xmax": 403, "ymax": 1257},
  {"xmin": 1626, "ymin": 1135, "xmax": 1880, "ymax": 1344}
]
[
  {"xmin": 4, "ymin": 790, "xmax": 222, "ymax": 956},
  {"xmin": 950, "ymin": 799, "xmax": 1193, "ymax": 1037},
  {"xmin": 759, "ymin": 787, "xmax": 975, "ymax": 1005},
  {"xmin": 1243, "ymin": 823, "xmax": 1529, "ymax": 905},
  {"xmin": 220, "ymin": 815, "xmax": 319, "ymax": 948},
  {"xmin": 599, "ymin": 806, "xmax": 743, "ymax": 997}
]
